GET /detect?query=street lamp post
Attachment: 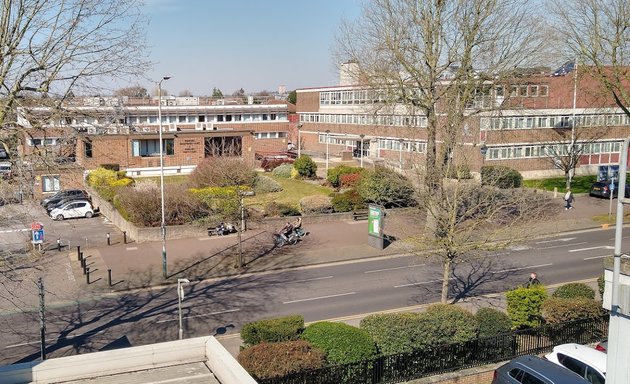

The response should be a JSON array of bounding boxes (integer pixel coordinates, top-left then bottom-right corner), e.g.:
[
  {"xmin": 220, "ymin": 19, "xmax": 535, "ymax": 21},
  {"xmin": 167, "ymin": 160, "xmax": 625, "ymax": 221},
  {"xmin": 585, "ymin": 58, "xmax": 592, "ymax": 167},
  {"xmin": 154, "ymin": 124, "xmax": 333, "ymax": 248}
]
[
  {"xmin": 157, "ymin": 76, "xmax": 171, "ymax": 279},
  {"xmin": 297, "ymin": 123, "xmax": 303, "ymax": 158},
  {"xmin": 177, "ymin": 278, "xmax": 190, "ymax": 340},
  {"xmin": 237, "ymin": 190, "xmax": 255, "ymax": 268},
  {"xmin": 480, "ymin": 143, "xmax": 488, "ymax": 182},
  {"xmin": 325, "ymin": 130, "xmax": 330, "ymax": 175},
  {"xmin": 359, "ymin": 134, "xmax": 365, "ymax": 168}
]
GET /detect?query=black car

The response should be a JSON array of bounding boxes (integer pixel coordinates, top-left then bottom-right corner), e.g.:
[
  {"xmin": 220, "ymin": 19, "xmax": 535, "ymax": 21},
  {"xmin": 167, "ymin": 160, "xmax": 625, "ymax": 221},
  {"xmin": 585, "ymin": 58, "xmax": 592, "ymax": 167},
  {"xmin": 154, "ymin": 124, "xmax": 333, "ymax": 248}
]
[
  {"xmin": 589, "ymin": 181, "xmax": 630, "ymax": 199},
  {"xmin": 492, "ymin": 355, "xmax": 590, "ymax": 384},
  {"xmin": 42, "ymin": 189, "xmax": 90, "ymax": 209}
]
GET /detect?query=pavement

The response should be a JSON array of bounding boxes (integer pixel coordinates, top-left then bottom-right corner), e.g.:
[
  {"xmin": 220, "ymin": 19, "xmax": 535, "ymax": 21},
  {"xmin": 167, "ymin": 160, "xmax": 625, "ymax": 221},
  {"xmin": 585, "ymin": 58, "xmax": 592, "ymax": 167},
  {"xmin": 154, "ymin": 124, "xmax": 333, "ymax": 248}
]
[{"xmin": 1, "ymin": 187, "xmax": 624, "ymax": 359}]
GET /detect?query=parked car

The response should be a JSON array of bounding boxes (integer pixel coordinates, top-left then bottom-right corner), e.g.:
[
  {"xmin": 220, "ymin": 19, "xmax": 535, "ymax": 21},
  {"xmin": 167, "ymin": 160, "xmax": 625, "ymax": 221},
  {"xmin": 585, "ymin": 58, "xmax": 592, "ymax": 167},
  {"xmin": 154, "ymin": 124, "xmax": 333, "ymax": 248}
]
[
  {"xmin": 594, "ymin": 341, "xmax": 607, "ymax": 353},
  {"xmin": 545, "ymin": 343, "xmax": 606, "ymax": 384},
  {"xmin": 49, "ymin": 200, "xmax": 95, "ymax": 221},
  {"xmin": 0, "ymin": 161, "xmax": 12, "ymax": 179},
  {"xmin": 42, "ymin": 189, "xmax": 90, "ymax": 209},
  {"xmin": 492, "ymin": 355, "xmax": 590, "ymax": 384},
  {"xmin": 589, "ymin": 180, "xmax": 630, "ymax": 199}
]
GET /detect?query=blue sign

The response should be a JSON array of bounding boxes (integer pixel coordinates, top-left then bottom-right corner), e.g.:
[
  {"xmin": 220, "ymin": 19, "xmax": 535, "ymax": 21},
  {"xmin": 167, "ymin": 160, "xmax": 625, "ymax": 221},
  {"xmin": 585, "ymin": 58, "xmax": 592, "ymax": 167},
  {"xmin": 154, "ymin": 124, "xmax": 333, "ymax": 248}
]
[{"xmin": 32, "ymin": 229, "xmax": 44, "ymax": 244}]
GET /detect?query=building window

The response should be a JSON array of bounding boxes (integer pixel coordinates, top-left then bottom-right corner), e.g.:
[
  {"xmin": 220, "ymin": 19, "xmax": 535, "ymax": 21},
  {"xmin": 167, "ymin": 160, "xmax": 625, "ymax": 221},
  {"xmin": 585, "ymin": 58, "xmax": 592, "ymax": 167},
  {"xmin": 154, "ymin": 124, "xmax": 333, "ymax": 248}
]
[
  {"xmin": 42, "ymin": 175, "xmax": 61, "ymax": 192},
  {"xmin": 84, "ymin": 141, "xmax": 93, "ymax": 158},
  {"xmin": 540, "ymin": 85, "xmax": 548, "ymax": 96},
  {"xmin": 530, "ymin": 85, "xmax": 538, "ymax": 97},
  {"xmin": 131, "ymin": 139, "xmax": 174, "ymax": 157}
]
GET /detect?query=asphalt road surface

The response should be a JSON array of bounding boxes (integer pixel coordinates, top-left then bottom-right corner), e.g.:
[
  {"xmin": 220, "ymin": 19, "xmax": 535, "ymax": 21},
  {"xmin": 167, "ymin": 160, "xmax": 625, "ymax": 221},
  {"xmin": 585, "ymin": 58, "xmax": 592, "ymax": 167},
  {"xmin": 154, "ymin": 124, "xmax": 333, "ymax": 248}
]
[{"xmin": 0, "ymin": 227, "xmax": 623, "ymax": 365}]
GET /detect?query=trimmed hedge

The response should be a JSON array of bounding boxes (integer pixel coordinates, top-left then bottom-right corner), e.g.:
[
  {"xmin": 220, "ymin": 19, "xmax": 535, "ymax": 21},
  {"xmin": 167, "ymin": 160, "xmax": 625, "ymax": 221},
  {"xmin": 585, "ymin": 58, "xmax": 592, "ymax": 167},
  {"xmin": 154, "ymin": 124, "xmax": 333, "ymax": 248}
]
[
  {"xmin": 542, "ymin": 298, "xmax": 604, "ymax": 324},
  {"xmin": 301, "ymin": 321, "xmax": 377, "ymax": 365},
  {"xmin": 238, "ymin": 340, "xmax": 325, "ymax": 380},
  {"xmin": 476, "ymin": 307, "xmax": 512, "ymax": 338},
  {"xmin": 272, "ymin": 163, "xmax": 294, "ymax": 178},
  {"xmin": 293, "ymin": 155, "xmax": 317, "ymax": 178},
  {"xmin": 552, "ymin": 282, "xmax": 595, "ymax": 300},
  {"xmin": 240, "ymin": 315, "xmax": 304, "ymax": 348},
  {"xmin": 423, "ymin": 304, "xmax": 478, "ymax": 344},
  {"xmin": 356, "ymin": 166, "xmax": 416, "ymax": 208},
  {"xmin": 299, "ymin": 195, "xmax": 333, "ymax": 214},
  {"xmin": 360, "ymin": 312, "xmax": 427, "ymax": 355},
  {"xmin": 481, "ymin": 165, "xmax": 523, "ymax": 188},
  {"xmin": 331, "ymin": 189, "xmax": 366, "ymax": 212},
  {"xmin": 506, "ymin": 285, "xmax": 548, "ymax": 329}
]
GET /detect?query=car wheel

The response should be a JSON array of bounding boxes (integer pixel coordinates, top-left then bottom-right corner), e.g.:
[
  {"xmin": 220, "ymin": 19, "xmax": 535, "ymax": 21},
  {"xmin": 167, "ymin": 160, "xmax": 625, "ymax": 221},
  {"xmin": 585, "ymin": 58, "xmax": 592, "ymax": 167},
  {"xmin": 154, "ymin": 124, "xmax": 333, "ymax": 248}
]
[
  {"xmin": 85, "ymin": 211, "xmax": 93, "ymax": 218},
  {"xmin": 55, "ymin": 214, "xmax": 64, "ymax": 221}
]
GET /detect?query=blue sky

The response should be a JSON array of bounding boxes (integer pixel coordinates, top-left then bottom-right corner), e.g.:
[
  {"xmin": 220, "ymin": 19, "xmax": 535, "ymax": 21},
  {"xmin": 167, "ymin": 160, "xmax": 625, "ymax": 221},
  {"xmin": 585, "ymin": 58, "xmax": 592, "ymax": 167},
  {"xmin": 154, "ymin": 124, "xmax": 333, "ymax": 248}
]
[{"xmin": 143, "ymin": 0, "xmax": 362, "ymax": 96}]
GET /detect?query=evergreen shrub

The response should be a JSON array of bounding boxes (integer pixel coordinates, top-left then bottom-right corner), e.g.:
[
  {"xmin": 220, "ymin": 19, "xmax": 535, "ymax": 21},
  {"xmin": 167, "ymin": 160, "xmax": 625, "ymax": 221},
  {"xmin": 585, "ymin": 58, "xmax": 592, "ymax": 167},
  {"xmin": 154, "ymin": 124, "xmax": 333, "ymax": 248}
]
[
  {"xmin": 301, "ymin": 321, "xmax": 377, "ymax": 365},
  {"xmin": 238, "ymin": 340, "xmax": 325, "ymax": 380},
  {"xmin": 240, "ymin": 314, "xmax": 305, "ymax": 348},
  {"xmin": 293, "ymin": 155, "xmax": 317, "ymax": 178},
  {"xmin": 272, "ymin": 163, "xmax": 293, "ymax": 178},
  {"xmin": 506, "ymin": 285, "xmax": 548, "ymax": 329},
  {"xmin": 481, "ymin": 165, "xmax": 523, "ymax": 188},
  {"xmin": 552, "ymin": 282, "xmax": 595, "ymax": 300},
  {"xmin": 542, "ymin": 298, "xmax": 604, "ymax": 323}
]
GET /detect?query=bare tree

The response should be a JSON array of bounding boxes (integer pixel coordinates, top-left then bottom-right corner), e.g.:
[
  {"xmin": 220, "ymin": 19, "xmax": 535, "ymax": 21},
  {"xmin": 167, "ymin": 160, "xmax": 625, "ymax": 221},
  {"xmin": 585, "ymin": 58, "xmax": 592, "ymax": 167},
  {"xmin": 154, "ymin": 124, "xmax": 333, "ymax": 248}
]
[
  {"xmin": 115, "ymin": 86, "xmax": 148, "ymax": 98},
  {"xmin": 550, "ymin": 0, "xmax": 630, "ymax": 117},
  {"xmin": 334, "ymin": 0, "xmax": 551, "ymax": 302},
  {"xmin": 178, "ymin": 90, "xmax": 193, "ymax": 97}
]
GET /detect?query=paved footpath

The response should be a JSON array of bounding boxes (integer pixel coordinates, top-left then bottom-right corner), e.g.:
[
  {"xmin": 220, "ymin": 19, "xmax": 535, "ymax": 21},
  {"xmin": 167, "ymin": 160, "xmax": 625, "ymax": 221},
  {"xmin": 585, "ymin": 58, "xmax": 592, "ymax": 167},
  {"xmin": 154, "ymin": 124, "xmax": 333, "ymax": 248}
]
[{"xmin": 0, "ymin": 193, "xmax": 624, "ymax": 357}]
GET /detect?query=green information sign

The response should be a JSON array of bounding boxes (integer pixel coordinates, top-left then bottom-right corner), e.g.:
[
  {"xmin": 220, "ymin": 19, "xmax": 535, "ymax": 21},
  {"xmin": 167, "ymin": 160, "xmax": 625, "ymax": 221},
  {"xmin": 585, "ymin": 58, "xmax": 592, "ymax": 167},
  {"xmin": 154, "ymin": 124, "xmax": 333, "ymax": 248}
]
[{"xmin": 368, "ymin": 204, "xmax": 383, "ymax": 237}]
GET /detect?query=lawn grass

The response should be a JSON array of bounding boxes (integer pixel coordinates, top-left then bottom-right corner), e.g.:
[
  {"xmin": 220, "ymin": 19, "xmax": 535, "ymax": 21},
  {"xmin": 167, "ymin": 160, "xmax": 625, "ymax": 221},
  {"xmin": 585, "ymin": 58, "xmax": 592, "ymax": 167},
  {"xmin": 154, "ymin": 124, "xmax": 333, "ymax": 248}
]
[
  {"xmin": 248, "ymin": 173, "xmax": 334, "ymax": 209},
  {"xmin": 522, "ymin": 175, "xmax": 598, "ymax": 194}
]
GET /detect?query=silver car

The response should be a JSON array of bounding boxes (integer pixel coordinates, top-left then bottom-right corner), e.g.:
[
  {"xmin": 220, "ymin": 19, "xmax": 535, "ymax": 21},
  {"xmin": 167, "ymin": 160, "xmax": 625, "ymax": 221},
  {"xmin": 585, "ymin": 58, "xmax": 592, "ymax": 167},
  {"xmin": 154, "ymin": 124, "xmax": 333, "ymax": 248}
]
[{"xmin": 493, "ymin": 355, "xmax": 591, "ymax": 384}]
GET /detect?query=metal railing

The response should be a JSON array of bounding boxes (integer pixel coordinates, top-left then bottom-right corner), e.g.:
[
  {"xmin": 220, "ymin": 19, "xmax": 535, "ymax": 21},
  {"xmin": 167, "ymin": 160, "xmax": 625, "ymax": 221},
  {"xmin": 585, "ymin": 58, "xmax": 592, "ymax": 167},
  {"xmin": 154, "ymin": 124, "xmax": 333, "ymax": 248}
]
[{"xmin": 258, "ymin": 315, "xmax": 609, "ymax": 384}]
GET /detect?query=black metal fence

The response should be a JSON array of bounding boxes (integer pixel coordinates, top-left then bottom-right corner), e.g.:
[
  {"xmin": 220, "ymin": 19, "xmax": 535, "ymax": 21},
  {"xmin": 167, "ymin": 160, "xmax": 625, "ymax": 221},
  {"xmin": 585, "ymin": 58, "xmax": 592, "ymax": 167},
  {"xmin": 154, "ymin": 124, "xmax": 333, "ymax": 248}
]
[{"xmin": 257, "ymin": 315, "xmax": 609, "ymax": 384}]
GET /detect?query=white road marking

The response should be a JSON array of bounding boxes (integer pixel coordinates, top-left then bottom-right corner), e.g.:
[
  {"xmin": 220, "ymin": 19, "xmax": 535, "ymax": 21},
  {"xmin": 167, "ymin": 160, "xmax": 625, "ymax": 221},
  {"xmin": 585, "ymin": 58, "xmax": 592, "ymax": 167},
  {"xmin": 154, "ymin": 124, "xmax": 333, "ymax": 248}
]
[
  {"xmin": 283, "ymin": 292, "xmax": 356, "ymax": 304},
  {"xmin": 126, "ymin": 247, "xmax": 138, "ymax": 251},
  {"xmin": 156, "ymin": 308, "xmax": 240, "ymax": 323},
  {"xmin": 347, "ymin": 221, "xmax": 367, "ymax": 225},
  {"xmin": 569, "ymin": 245, "xmax": 614, "ymax": 253},
  {"xmin": 583, "ymin": 254, "xmax": 612, "ymax": 260},
  {"xmin": 536, "ymin": 237, "xmax": 576, "ymax": 244},
  {"xmin": 394, "ymin": 279, "xmax": 444, "ymax": 288},
  {"xmin": 0, "ymin": 228, "xmax": 30, "ymax": 234},
  {"xmin": 365, "ymin": 264, "xmax": 426, "ymax": 274},
  {"xmin": 288, "ymin": 276, "xmax": 333, "ymax": 284},
  {"xmin": 538, "ymin": 242, "xmax": 588, "ymax": 250},
  {"xmin": 493, "ymin": 263, "xmax": 553, "ymax": 274}
]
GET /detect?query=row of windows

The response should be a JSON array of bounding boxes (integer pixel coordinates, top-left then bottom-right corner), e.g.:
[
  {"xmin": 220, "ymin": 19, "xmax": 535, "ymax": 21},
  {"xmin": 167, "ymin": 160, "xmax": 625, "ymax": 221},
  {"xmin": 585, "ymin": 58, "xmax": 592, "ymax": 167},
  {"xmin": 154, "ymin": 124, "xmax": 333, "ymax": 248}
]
[
  {"xmin": 482, "ymin": 113, "xmax": 630, "ymax": 130},
  {"xmin": 28, "ymin": 138, "xmax": 60, "ymax": 146},
  {"xmin": 486, "ymin": 141, "xmax": 622, "ymax": 160},
  {"xmin": 319, "ymin": 84, "xmax": 549, "ymax": 106},
  {"xmin": 317, "ymin": 134, "xmax": 427, "ymax": 153},
  {"xmin": 53, "ymin": 113, "xmax": 288, "ymax": 126},
  {"xmin": 254, "ymin": 131, "xmax": 287, "ymax": 139},
  {"xmin": 131, "ymin": 139, "xmax": 174, "ymax": 157},
  {"xmin": 301, "ymin": 113, "xmax": 428, "ymax": 128}
]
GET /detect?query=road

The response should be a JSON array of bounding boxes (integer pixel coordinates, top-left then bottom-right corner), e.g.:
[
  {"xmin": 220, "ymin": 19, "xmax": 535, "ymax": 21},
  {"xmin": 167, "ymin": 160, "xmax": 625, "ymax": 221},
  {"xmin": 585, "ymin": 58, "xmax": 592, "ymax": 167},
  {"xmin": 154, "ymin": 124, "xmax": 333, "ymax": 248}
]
[{"xmin": 0, "ymin": 227, "xmax": 623, "ymax": 365}]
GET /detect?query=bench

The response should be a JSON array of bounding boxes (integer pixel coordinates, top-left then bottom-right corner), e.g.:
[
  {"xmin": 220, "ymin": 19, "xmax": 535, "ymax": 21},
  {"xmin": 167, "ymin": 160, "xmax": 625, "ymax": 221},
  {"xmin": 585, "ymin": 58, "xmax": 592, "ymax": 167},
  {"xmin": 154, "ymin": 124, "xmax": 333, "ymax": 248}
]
[{"xmin": 352, "ymin": 210, "xmax": 369, "ymax": 221}]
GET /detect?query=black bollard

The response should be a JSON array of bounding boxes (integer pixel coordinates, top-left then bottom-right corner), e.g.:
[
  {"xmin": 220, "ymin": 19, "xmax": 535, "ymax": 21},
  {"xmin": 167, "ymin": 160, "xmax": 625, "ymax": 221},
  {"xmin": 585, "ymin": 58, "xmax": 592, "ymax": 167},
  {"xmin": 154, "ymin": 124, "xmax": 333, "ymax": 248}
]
[
  {"xmin": 77, "ymin": 245, "xmax": 81, "ymax": 261},
  {"xmin": 123, "ymin": 231, "xmax": 127, "ymax": 244},
  {"xmin": 108, "ymin": 269, "xmax": 112, "ymax": 287},
  {"xmin": 86, "ymin": 268, "xmax": 90, "ymax": 284},
  {"xmin": 57, "ymin": 238, "xmax": 61, "ymax": 252},
  {"xmin": 82, "ymin": 260, "xmax": 87, "ymax": 275},
  {"xmin": 107, "ymin": 232, "xmax": 111, "ymax": 246}
]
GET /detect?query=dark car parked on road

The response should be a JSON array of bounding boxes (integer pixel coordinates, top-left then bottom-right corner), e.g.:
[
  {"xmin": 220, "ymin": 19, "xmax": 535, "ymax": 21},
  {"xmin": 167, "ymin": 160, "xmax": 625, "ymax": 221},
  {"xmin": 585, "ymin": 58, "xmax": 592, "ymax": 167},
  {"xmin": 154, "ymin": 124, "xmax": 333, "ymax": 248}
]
[
  {"xmin": 492, "ymin": 355, "xmax": 590, "ymax": 384},
  {"xmin": 42, "ymin": 189, "xmax": 90, "ymax": 210},
  {"xmin": 589, "ymin": 180, "xmax": 630, "ymax": 199}
]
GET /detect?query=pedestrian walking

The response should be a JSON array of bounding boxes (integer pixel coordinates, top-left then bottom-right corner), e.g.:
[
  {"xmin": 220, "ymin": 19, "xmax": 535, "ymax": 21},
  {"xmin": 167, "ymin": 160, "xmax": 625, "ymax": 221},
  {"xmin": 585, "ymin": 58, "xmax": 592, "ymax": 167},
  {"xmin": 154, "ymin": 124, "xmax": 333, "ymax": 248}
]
[
  {"xmin": 564, "ymin": 189, "xmax": 575, "ymax": 210},
  {"xmin": 526, "ymin": 272, "xmax": 541, "ymax": 287}
]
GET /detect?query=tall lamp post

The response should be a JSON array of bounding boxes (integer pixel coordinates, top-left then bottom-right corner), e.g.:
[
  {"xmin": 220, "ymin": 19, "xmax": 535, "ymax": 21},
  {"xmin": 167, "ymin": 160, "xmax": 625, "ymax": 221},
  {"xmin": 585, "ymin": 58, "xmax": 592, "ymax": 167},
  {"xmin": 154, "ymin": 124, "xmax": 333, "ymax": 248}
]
[
  {"xmin": 297, "ymin": 123, "xmax": 303, "ymax": 158},
  {"xmin": 359, "ymin": 134, "xmax": 365, "ymax": 168},
  {"xmin": 157, "ymin": 76, "xmax": 171, "ymax": 278},
  {"xmin": 177, "ymin": 278, "xmax": 190, "ymax": 340},
  {"xmin": 480, "ymin": 143, "xmax": 488, "ymax": 182},
  {"xmin": 325, "ymin": 130, "xmax": 330, "ymax": 176}
]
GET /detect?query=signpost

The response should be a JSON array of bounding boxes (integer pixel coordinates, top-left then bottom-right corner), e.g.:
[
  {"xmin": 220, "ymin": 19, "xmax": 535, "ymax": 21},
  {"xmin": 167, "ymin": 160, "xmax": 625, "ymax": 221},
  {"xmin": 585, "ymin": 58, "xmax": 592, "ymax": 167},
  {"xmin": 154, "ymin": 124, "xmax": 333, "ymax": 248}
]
[
  {"xmin": 31, "ymin": 222, "xmax": 44, "ymax": 251},
  {"xmin": 367, "ymin": 204, "xmax": 385, "ymax": 249}
]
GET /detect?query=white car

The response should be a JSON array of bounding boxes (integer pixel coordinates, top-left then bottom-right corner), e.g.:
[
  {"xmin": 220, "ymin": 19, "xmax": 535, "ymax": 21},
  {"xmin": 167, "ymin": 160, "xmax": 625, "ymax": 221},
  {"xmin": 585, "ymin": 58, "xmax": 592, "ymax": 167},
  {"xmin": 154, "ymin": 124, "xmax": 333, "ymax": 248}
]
[
  {"xmin": 50, "ymin": 200, "xmax": 95, "ymax": 221},
  {"xmin": 545, "ymin": 343, "xmax": 606, "ymax": 384}
]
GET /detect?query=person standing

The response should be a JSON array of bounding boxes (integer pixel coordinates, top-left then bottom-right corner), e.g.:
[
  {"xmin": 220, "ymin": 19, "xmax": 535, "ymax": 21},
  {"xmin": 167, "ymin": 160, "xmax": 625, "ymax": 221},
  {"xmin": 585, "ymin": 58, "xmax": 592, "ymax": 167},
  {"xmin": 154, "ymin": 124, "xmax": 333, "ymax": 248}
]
[
  {"xmin": 526, "ymin": 272, "xmax": 540, "ymax": 287},
  {"xmin": 564, "ymin": 189, "xmax": 575, "ymax": 210}
]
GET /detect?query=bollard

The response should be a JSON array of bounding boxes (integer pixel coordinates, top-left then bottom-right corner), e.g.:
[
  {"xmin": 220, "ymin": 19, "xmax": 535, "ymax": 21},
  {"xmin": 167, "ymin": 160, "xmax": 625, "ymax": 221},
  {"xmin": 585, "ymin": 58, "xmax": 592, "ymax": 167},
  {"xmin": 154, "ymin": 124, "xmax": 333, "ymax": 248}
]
[
  {"xmin": 57, "ymin": 238, "xmax": 61, "ymax": 252},
  {"xmin": 80, "ymin": 256, "xmax": 84, "ymax": 268},
  {"xmin": 86, "ymin": 268, "xmax": 90, "ymax": 284},
  {"xmin": 82, "ymin": 260, "xmax": 87, "ymax": 275},
  {"xmin": 108, "ymin": 269, "xmax": 112, "ymax": 287},
  {"xmin": 107, "ymin": 232, "xmax": 111, "ymax": 246},
  {"xmin": 123, "ymin": 231, "xmax": 127, "ymax": 244},
  {"xmin": 77, "ymin": 245, "xmax": 81, "ymax": 261}
]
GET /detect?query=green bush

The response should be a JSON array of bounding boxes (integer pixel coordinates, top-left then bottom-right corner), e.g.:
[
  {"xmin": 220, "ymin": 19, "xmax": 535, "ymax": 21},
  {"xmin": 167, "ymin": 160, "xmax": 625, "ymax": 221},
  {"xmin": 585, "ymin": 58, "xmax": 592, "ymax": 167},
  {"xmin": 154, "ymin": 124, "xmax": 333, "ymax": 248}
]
[
  {"xmin": 552, "ymin": 282, "xmax": 595, "ymax": 300},
  {"xmin": 331, "ymin": 189, "xmax": 366, "ymax": 212},
  {"xmin": 293, "ymin": 155, "xmax": 317, "ymax": 178},
  {"xmin": 253, "ymin": 175, "xmax": 283, "ymax": 193},
  {"xmin": 299, "ymin": 195, "xmax": 333, "ymax": 214},
  {"xmin": 356, "ymin": 166, "xmax": 416, "ymax": 208},
  {"xmin": 597, "ymin": 275, "xmax": 605, "ymax": 299},
  {"xmin": 327, "ymin": 165, "xmax": 362, "ymax": 188},
  {"xmin": 237, "ymin": 340, "xmax": 325, "ymax": 380},
  {"xmin": 240, "ymin": 315, "xmax": 305, "ymax": 348},
  {"xmin": 87, "ymin": 167, "xmax": 134, "ymax": 203},
  {"xmin": 301, "ymin": 321, "xmax": 377, "ymax": 365},
  {"xmin": 505, "ymin": 285, "xmax": 548, "ymax": 329},
  {"xmin": 481, "ymin": 165, "xmax": 523, "ymax": 188},
  {"xmin": 422, "ymin": 304, "xmax": 478, "ymax": 344},
  {"xmin": 360, "ymin": 312, "xmax": 427, "ymax": 355},
  {"xmin": 476, "ymin": 308, "xmax": 512, "ymax": 338},
  {"xmin": 542, "ymin": 298, "xmax": 604, "ymax": 324},
  {"xmin": 272, "ymin": 163, "xmax": 294, "ymax": 178}
]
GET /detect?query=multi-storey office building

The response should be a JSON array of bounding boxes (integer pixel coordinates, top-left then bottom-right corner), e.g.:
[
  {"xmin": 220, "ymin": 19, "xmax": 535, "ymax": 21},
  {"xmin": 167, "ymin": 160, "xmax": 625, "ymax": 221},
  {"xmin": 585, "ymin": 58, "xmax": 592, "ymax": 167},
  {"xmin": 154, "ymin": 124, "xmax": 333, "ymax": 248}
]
[
  {"xmin": 17, "ymin": 97, "xmax": 296, "ymax": 196},
  {"xmin": 296, "ymin": 65, "xmax": 628, "ymax": 180}
]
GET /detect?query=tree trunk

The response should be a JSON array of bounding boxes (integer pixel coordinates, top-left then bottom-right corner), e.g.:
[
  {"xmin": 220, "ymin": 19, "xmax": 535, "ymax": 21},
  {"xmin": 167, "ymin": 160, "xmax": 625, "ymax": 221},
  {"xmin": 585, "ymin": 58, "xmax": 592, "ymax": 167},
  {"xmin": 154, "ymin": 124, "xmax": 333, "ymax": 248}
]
[{"xmin": 441, "ymin": 257, "xmax": 451, "ymax": 304}]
